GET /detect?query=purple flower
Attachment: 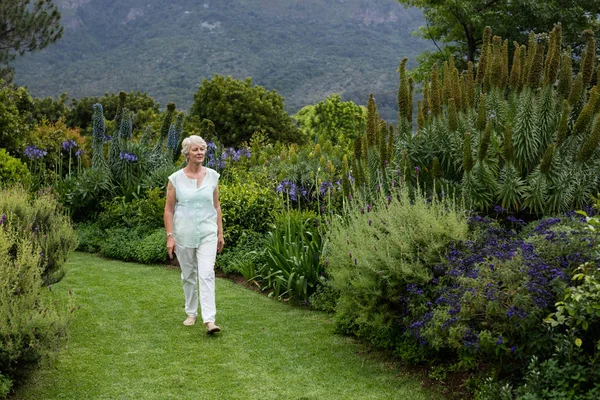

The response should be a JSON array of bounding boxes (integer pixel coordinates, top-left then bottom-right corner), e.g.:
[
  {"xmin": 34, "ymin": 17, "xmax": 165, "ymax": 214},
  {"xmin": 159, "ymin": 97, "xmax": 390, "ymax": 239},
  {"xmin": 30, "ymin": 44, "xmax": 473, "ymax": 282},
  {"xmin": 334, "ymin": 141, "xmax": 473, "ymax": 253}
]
[
  {"xmin": 368, "ymin": 219, "xmax": 372, "ymax": 226},
  {"xmin": 61, "ymin": 140, "xmax": 78, "ymax": 151},
  {"xmin": 496, "ymin": 336, "xmax": 503, "ymax": 345},
  {"xmin": 75, "ymin": 149, "xmax": 84, "ymax": 158},
  {"xmin": 0, "ymin": 214, "xmax": 6, "ymax": 225},
  {"xmin": 367, "ymin": 204, "xmax": 371, "ymax": 212},
  {"xmin": 24, "ymin": 145, "xmax": 47, "ymax": 159},
  {"xmin": 119, "ymin": 152, "xmax": 138, "ymax": 162},
  {"xmin": 415, "ymin": 166, "xmax": 420, "ymax": 175}
]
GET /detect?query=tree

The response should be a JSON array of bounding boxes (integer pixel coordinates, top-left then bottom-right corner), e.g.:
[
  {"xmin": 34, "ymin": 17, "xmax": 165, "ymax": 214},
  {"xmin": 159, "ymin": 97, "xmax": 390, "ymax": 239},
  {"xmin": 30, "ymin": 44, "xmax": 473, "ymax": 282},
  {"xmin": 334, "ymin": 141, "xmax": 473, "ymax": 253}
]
[
  {"xmin": 190, "ymin": 75, "xmax": 302, "ymax": 147},
  {"xmin": 0, "ymin": 0, "xmax": 63, "ymax": 82},
  {"xmin": 397, "ymin": 0, "xmax": 600, "ymax": 68},
  {"xmin": 294, "ymin": 94, "xmax": 365, "ymax": 148}
]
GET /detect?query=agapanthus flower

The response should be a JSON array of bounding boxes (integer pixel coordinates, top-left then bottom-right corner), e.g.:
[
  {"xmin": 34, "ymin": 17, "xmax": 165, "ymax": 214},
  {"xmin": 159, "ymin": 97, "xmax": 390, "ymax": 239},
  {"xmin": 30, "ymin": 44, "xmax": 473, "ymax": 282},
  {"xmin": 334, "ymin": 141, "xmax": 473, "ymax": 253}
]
[
  {"xmin": 119, "ymin": 152, "xmax": 138, "ymax": 162},
  {"xmin": 62, "ymin": 140, "xmax": 78, "ymax": 151}
]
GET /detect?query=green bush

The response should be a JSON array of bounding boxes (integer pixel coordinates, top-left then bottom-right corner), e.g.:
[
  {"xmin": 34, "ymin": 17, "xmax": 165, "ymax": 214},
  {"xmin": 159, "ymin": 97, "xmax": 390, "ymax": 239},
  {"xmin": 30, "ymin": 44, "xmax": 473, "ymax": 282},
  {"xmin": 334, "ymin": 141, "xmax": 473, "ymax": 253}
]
[
  {"xmin": 0, "ymin": 149, "xmax": 31, "ymax": 187},
  {"xmin": 216, "ymin": 231, "xmax": 269, "ymax": 278},
  {"xmin": 0, "ymin": 186, "xmax": 77, "ymax": 284},
  {"xmin": 134, "ymin": 228, "xmax": 168, "ymax": 264},
  {"xmin": 326, "ymin": 186, "xmax": 468, "ymax": 351},
  {"xmin": 99, "ymin": 228, "xmax": 140, "ymax": 261},
  {"xmin": 0, "ymin": 221, "xmax": 72, "ymax": 397},
  {"xmin": 97, "ymin": 187, "xmax": 166, "ymax": 231},
  {"xmin": 75, "ymin": 221, "xmax": 106, "ymax": 253},
  {"xmin": 219, "ymin": 178, "xmax": 283, "ymax": 248}
]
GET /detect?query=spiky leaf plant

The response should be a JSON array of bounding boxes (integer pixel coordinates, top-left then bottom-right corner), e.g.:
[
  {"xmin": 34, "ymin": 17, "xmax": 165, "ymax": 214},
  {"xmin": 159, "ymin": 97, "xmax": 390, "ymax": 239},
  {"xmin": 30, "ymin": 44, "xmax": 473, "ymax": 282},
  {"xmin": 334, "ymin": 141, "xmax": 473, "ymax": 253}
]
[{"xmin": 392, "ymin": 24, "xmax": 600, "ymax": 217}]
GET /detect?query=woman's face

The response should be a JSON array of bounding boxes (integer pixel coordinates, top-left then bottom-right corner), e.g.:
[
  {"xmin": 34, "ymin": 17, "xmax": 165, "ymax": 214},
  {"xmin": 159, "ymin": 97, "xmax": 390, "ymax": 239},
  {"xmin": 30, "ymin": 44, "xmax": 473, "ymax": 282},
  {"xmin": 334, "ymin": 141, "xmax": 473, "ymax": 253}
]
[{"xmin": 188, "ymin": 143, "xmax": 206, "ymax": 164}]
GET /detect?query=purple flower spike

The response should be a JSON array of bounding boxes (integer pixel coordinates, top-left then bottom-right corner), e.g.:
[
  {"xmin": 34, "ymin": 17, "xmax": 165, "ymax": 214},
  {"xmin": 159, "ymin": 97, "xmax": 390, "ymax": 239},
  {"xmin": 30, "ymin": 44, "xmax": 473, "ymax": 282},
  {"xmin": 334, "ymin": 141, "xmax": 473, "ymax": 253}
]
[{"xmin": 415, "ymin": 166, "xmax": 420, "ymax": 175}]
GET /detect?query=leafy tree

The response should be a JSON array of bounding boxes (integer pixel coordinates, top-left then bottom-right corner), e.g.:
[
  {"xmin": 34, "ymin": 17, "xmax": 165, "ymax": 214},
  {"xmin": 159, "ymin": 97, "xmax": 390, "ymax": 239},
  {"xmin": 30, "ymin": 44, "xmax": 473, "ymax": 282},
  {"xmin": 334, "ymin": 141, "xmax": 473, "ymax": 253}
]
[
  {"xmin": 294, "ymin": 94, "xmax": 365, "ymax": 148},
  {"xmin": 397, "ymin": 0, "xmax": 600, "ymax": 69},
  {"xmin": 190, "ymin": 75, "xmax": 302, "ymax": 147},
  {"xmin": 0, "ymin": 83, "xmax": 32, "ymax": 156},
  {"xmin": 0, "ymin": 0, "xmax": 63, "ymax": 81}
]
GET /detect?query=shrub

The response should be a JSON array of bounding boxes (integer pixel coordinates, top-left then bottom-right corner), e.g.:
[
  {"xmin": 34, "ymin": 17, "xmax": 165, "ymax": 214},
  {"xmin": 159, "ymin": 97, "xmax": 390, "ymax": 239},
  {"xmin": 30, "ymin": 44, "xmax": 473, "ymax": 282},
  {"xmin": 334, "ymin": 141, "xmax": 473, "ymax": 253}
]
[
  {"xmin": 326, "ymin": 186, "xmax": 469, "ymax": 353},
  {"xmin": 216, "ymin": 231, "xmax": 269, "ymax": 278},
  {"xmin": 96, "ymin": 187, "xmax": 166, "ymax": 232},
  {"xmin": 0, "ymin": 149, "xmax": 31, "ymax": 187},
  {"xmin": 219, "ymin": 177, "xmax": 283, "ymax": 248},
  {"xmin": 0, "ymin": 220, "xmax": 72, "ymax": 396},
  {"xmin": 99, "ymin": 228, "xmax": 140, "ymax": 262},
  {"xmin": 75, "ymin": 221, "xmax": 106, "ymax": 253},
  {"xmin": 134, "ymin": 228, "xmax": 168, "ymax": 264},
  {"xmin": 0, "ymin": 186, "xmax": 77, "ymax": 284}
]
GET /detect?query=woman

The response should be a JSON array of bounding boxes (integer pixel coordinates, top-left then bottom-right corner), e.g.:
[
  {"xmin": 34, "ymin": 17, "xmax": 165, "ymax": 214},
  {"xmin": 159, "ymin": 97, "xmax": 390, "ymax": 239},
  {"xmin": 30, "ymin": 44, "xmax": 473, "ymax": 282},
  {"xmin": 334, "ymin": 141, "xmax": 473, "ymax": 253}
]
[{"xmin": 164, "ymin": 135, "xmax": 224, "ymax": 334}]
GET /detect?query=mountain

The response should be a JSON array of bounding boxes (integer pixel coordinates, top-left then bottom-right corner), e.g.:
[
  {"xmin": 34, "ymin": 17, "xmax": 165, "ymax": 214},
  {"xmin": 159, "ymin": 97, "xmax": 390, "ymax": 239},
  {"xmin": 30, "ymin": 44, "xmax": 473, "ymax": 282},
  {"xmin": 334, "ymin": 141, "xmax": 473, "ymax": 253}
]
[{"xmin": 13, "ymin": 0, "xmax": 432, "ymax": 121}]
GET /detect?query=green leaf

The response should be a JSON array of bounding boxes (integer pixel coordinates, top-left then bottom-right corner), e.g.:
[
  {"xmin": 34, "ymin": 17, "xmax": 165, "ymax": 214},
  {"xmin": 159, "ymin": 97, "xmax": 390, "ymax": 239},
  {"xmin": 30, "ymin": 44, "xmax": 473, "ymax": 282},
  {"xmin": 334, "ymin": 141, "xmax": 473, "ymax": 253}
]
[{"xmin": 575, "ymin": 338, "xmax": 583, "ymax": 347}]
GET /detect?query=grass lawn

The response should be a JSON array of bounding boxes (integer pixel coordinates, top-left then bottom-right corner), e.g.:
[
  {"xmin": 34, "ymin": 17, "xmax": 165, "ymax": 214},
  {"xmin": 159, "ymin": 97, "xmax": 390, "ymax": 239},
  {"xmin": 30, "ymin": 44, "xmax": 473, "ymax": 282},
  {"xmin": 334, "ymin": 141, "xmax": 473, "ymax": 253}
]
[{"xmin": 14, "ymin": 252, "xmax": 437, "ymax": 400}]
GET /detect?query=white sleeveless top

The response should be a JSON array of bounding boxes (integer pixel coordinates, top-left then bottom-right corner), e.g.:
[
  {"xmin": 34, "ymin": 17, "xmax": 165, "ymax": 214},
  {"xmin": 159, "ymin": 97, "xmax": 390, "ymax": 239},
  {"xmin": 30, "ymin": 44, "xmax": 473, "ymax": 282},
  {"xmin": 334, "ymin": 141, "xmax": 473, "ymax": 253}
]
[{"xmin": 168, "ymin": 167, "xmax": 220, "ymax": 248}]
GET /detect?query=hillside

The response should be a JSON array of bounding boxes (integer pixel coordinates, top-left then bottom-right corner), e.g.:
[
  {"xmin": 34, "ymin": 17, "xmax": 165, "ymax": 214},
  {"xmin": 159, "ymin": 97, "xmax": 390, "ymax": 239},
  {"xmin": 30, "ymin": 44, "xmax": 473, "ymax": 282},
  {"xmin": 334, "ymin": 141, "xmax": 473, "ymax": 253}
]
[{"xmin": 13, "ymin": 0, "xmax": 432, "ymax": 120}]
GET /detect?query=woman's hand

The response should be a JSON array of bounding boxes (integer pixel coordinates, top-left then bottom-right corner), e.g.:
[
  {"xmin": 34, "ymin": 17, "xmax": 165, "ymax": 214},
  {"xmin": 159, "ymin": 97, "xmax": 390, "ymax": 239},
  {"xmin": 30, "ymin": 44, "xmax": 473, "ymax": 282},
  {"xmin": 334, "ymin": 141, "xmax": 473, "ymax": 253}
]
[
  {"xmin": 167, "ymin": 236, "xmax": 176, "ymax": 259},
  {"xmin": 217, "ymin": 234, "xmax": 224, "ymax": 253}
]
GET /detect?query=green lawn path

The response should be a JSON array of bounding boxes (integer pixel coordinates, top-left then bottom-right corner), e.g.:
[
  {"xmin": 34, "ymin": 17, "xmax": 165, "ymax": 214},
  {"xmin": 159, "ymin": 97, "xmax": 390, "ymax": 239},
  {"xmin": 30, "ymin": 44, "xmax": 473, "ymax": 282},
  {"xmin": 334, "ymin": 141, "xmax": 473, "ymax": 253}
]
[{"xmin": 15, "ymin": 252, "xmax": 436, "ymax": 400}]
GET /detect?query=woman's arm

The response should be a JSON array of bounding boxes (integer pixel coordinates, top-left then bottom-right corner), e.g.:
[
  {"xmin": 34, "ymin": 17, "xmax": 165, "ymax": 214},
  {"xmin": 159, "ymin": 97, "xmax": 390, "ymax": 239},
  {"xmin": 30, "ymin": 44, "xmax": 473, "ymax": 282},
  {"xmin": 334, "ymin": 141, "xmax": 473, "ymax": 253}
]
[
  {"xmin": 164, "ymin": 181, "xmax": 177, "ymax": 259},
  {"xmin": 213, "ymin": 185, "xmax": 224, "ymax": 253}
]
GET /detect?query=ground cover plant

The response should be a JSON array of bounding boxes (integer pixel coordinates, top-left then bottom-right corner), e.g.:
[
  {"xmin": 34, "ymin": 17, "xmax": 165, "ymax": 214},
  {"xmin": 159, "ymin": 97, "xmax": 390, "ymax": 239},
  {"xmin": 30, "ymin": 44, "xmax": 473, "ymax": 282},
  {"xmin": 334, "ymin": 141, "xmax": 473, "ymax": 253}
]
[{"xmin": 12, "ymin": 252, "xmax": 437, "ymax": 400}]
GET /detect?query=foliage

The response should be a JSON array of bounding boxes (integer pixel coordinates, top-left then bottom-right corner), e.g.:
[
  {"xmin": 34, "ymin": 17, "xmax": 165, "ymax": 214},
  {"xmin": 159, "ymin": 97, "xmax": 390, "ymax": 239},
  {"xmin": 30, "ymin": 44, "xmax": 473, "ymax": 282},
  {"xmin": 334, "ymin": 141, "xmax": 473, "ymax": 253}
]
[
  {"xmin": 256, "ymin": 209, "xmax": 324, "ymax": 303},
  {"xmin": 0, "ymin": 83, "xmax": 32, "ymax": 156},
  {"xmin": 96, "ymin": 187, "xmax": 166, "ymax": 232},
  {"xmin": 216, "ymin": 231, "xmax": 269, "ymax": 279},
  {"xmin": 218, "ymin": 175, "xmax": 283, "ymax": 248},
  {"xmin": 326, "ymin": 186, "xmax": 469, "ymax": 351},
  {"xmin": 397, "ymin": 0, "xmax": 600, "ymax": 71},
  {"xmin": 0, "ymin": 149, "xmax": 31, "ymax": 187},
  {"xmin": 190, "ymin": 75, "xmax": 302, "ymax": 147},
  {"xmin": 0, "ymin": 185, "xmax": 77, "ymax": 284},
  {"xmin": 390, "ymin": 25, "xmax": 600, "ymax": 217},
  {"xmin": 0, "ymin": 0, "xmax": 63, "ymax": 81},
  {"xmin": 294, "ymin": 94, "xmax": 365, "ymax": 148},
  {"xmin": 0, "ymin": 197, "xmax": 72, "ymax": 397}
]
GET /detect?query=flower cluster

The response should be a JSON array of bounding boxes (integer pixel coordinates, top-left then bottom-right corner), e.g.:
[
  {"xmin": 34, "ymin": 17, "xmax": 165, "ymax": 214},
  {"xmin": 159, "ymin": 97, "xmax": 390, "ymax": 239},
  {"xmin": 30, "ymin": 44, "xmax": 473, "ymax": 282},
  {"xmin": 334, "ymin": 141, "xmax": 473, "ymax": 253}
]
[
  {"xmin": 276, "ymin": 180, "xmax": 307, "ymax": 201},
  {"xmin": 119, "ymin": 152, "xmax": 138, "ymax": 162},
  {"xmin": 222, "ymin": 147, "xmax": 251, "ymax": 162},
  {"xmin": 75, "ymin": 149, "xmax": 84, "ymax": 158},
  {"xmin": 62, "ymin": 140, "xmax": 78, "ymax": 151},
  {"xmin": 24, "ymin": 145, "xmax": 48, "ymax": 159},
  {"xmin": 0, "ymin": 214, "xmax": 6, "ymax": 225}
]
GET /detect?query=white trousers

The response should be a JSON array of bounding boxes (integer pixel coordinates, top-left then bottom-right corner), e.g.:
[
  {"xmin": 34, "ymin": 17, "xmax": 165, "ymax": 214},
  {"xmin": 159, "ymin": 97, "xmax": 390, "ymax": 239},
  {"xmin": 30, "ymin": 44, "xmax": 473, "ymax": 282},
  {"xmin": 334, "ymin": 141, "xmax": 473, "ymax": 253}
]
[{"xmin": 176, "ymin": 240, "xmax": 217, "ymax": 323}]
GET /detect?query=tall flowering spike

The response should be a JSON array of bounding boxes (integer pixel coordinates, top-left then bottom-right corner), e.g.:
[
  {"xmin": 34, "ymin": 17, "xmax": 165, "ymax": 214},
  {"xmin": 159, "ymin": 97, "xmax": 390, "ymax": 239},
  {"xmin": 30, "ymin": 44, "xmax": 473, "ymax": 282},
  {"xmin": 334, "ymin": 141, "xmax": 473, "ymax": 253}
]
[
  {"xmin": 430, "ymin": 64, "xmax": 441, "ymax": 116},
  {"xmin": 568, "ymin": 73, "xmax": 584, "ymax": 107},
  {"xmin": 167, "ymin": 122, "xmax": 178, "ymax": 150},
  {"xmin": 466, "ymin": 62, "xmax": 476, "ymax": 109},
  {"xmin": 476, "ymin": 26, "xmax": 492, "ymax": 87},
  {"xmin": 540, "ymin": 144, "xmax": 555, "ymax": 174},
  {"xmin": 366, "ymin": 93, "xmax": 378, "ymax": 147},
  {"xmin": 501, "ymin": 39, "xmax": 509, "ymax": 89},
  {"xmin": 527, "ymin": 40, "xmax": 545, "ymax": 89},
  {"xmin": 581, "ymin": 30, "xmax": 596, "ymax": 87},
  {"xmin": 92, "ymin": 103, "xmax": 106, "ymax": 168},
  {"xmin": 557, "ymin": 47, "xmax": 573, "ymax": 99},
  {"xmin": 544, "ymin": 24, "xmax": 562, "ymax": 85},
  {"xmin": 408, "ymin": 76, "xmax": 414, "ymax": 123},
  {"xmin": 387, "ymin": 124, "xmax": 395, "ymax": 162},
  {"xmin": 119, "ymin": 108, "xmax": 132, "ymax": 140},
  {"xmin": 353, "ymin": 133, "xmax": 363, "ymax": 160},
  {"xmin": 417, "ymin": 100, "xmax": 425, "ymax": 131},
  {"xmin": 114, "ymin": 91, "xmax": 127, "ymax": 130},
  {"xmin": 503, "ymin": 123, "xmax": 514, "ymax": 161},
  {"xmin": 431, "ymin": 156, "xmax": 441, "ymax": 179},
  {"xmin": 509, "ymin": 42, "xmax": 522, "ymax": 91},
  {"xmin": 448, "ymin": 98, "xmax": 458, "ymax": 132},
  {"xmin": 397, "ymin": 57, "xmax": 410, "ymax": 123},
  {"xmin": 578, "ymin": 114, "xmax": 600, "ymax": 162},
  {"xmin": 518, "ymin": 45, "xmax": 527, "ymax": 91},
  {"xmin": 443, "ymin": 59, "xmax": 452, "ymax": 103},
  {"xmin": 488, "ymin": 35, "xmax": 503, "ymax": 90},
  {"xmin": 555, "ymin": 100, "xmax": 570, "ymax": 147},
  {"xmin": 155, "ymin": 102, "xmax": 176, "ymax": 153},
  {"xmin": 478, "ymin": 119, "xmax": 493, "ymax": 161},
  {"xmin": 422, "ymin": 74, "xmax": 431, "ymax": 117},
  {"xmin": 140, "ymin": 124, "xmax": 153, "ymax": 146},
  {"xmin": 523, "ymin": 31, "xmax": 536, "ymax": 83},
  {"xmin": 463, "ymin": 132, "xmax": 474, "ymax": 172},
  {"xmin": 453, "ymin": 68, "xmax": 463, "ymax": 111},
  {"xmin": 573, "ymin": 86, "xmax": 599, "ymax": 136},
  {"xmin": 476, "ymin": 93, "xmax": 487, "ymax": 131},
  {"xmin": 379, "ymin": 120, "xmax": 388, "ymax": 168}
]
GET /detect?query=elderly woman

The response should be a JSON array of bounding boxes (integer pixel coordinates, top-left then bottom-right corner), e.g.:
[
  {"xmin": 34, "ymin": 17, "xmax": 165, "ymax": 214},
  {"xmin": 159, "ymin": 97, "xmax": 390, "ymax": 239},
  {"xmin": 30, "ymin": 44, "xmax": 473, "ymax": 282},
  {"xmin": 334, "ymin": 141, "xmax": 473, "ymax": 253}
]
[{"xmin": 164, "ymin": 135, "xmax": 224, "ymax": 334}]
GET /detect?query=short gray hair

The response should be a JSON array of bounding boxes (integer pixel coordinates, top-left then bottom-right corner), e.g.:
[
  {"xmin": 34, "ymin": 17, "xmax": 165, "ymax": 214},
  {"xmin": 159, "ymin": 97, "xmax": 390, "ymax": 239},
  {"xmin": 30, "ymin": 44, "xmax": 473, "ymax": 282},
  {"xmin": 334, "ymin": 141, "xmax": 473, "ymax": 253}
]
[{"xmin": 181, "ymin": 135, "xmax": 207, "ymax": 156}]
